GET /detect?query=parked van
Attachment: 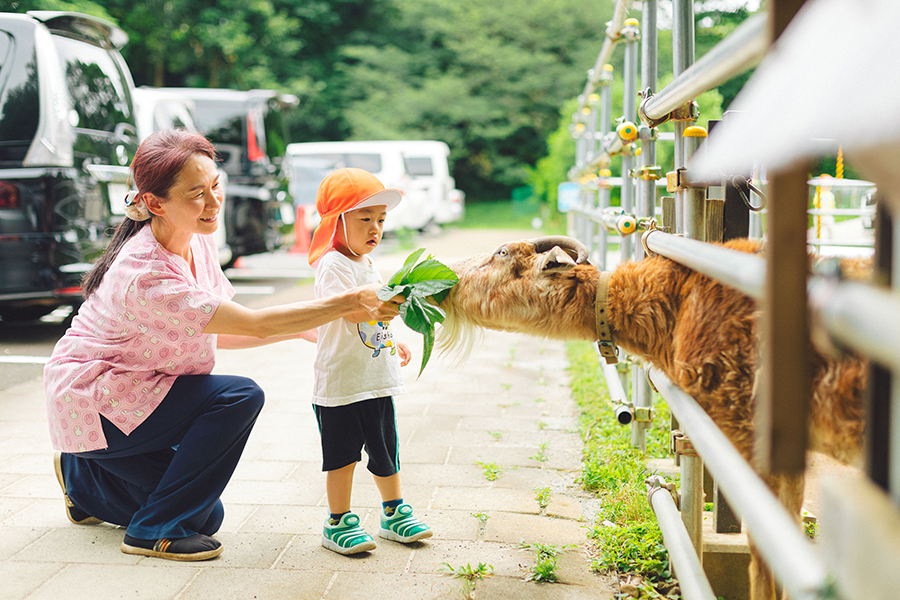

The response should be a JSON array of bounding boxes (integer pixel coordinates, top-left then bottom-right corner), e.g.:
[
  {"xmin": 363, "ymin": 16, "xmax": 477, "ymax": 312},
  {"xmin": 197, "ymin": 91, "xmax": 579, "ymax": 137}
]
[
  {"xmin": 0, "ymin": 11, "xmax": 139, "ymax": 321},
  {"xmin": 382, "ymin": 140, "xmax": 464, "ymax": 225},
  {"xmin": 282, "ymin": 141, "xmax": 435, "ymax": 232},
  {"xmin": 159, "ymin": 88, "xmax": 297, "ymax": 263},
  {"xmin": 132, "ymin": 87, "xmax": 232, "ymax": 266}
]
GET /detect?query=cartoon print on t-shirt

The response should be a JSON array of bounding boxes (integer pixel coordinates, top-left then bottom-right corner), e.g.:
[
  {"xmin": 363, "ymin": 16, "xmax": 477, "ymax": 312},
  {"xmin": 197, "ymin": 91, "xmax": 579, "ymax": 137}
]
[{"xmin": 358, "ymin": 320, "xmax": 396, "ymax": 358}]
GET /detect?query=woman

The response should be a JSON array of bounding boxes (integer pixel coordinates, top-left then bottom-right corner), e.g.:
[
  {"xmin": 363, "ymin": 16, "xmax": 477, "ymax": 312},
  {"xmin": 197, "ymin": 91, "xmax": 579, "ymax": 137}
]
[{"xmin": 44, "ymin": 129, "xmax": 400, "ymax": 561}]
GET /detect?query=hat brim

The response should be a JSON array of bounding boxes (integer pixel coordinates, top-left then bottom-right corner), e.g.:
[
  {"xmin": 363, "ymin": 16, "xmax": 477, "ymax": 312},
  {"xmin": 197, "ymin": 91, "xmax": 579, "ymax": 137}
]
[{"xmin": 353, "ymin": 188, "xmax": 402, "ymax": 212}]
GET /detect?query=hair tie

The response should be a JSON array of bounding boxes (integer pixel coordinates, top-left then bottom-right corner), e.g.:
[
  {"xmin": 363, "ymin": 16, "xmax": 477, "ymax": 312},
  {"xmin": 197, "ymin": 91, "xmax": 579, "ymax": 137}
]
[{"xmin": 124, "ymin": 190, "xmax": 151, "ymax": 221}]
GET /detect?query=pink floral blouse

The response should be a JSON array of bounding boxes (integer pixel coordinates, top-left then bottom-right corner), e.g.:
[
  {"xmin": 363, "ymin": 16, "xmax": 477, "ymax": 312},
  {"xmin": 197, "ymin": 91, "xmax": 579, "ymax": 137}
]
[{"xmin": 44, "ymin": 225, "xmax": 235, "ymax": 452}]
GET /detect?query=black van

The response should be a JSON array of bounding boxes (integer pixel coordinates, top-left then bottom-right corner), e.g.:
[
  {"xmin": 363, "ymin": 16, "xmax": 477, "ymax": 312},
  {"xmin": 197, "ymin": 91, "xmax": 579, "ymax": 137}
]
[
  {"xmin": 160, "ymin": 88, "xmax": 296, "ymax": 263},
  {"xmin": 0, "ymin": 11, "xmax": 138, "ymax": 321}
]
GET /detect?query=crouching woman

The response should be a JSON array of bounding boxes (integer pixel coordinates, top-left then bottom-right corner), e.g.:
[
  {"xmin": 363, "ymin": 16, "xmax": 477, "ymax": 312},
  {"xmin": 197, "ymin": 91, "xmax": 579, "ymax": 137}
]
[{"xmin": 44, "ymin": 129, "xmax": 401, "ymax": 561}]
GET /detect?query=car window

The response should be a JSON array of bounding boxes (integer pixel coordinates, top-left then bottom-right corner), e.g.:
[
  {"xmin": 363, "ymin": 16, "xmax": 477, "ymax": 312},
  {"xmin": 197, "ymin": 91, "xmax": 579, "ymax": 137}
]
[
  {"xmin": 404, "ymin": 156, "xmax": 434, "ymax": 176},
  {"xmin": 0, "ymin": 32, "xmax": 41, "ymax": 164},
  {"xmin": 53, "ymin": 34, "xmax": 133, "ymax": 133},
  {"xmin": 344, "ymin": 153, "xmax": 382, "ymax": 173},
  {"xmin": 153, "ymin": 100, "xmax": 195, "ymax": 131},
  {"xmin": 191, "ymin": 100, "xmax": 244, "ymax": 147}
]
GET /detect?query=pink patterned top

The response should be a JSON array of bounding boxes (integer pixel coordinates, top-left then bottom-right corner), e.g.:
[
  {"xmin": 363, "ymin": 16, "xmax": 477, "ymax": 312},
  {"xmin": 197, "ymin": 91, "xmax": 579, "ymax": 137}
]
[{"xmin": 44, "ymin": 225, "xmax": 235, "ymax": 452}]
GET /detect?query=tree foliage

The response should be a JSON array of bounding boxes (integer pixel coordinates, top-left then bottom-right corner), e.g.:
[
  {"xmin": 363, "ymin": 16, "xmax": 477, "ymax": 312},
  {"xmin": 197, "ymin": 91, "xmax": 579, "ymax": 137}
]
[{"xmin": 6, "ymin": 0, "xmax": 756, "ymax": 201}]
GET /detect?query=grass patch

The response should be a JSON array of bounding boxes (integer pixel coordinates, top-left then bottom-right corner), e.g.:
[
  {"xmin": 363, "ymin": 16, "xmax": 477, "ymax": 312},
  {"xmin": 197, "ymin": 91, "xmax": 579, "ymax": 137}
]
[
  {"xmin": 459, "ymin": 200, "xmax": 566, "ymax": 233},
  {"xmin": 567, "ymin": 341, "xmax": 678, "ymax": 597}
]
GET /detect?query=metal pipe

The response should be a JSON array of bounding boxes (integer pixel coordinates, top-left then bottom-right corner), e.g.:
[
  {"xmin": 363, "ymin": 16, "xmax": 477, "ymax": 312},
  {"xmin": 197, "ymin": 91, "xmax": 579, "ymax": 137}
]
[
  {"xmin": 808, "ymin": 278, "xmax": 900, "ymax": 374},
  {"xmin": 579, "ymin": 0, "xmax": 632, "ymax": 110},
  {"xmin": 648, "ymin": 368, "xmax": 830, "ymax": 600},
  {"xmin": 642, "ymin": 14, "xmax": 769, "ymax": 122},
  {"xmin": 647, "ymin": 479, "xmax": 718, "ymax": 600},
  {"xmin": 602, "ymin": 358, "xmax": 628, "ymax": 405},
  {"xmin": 671, "ymin": 0, "xmax": 695, "ymax": 235},
  {"xmin": 621, "ymin": 20, "xmax": 640, "ymax": 260},
  {"xmin": 631, "ymin": 3, "xmax": 659, "ymax": 452},
  {"xmin": 643, "ymin": 230, "xmax": 765, "ymax": 299}
]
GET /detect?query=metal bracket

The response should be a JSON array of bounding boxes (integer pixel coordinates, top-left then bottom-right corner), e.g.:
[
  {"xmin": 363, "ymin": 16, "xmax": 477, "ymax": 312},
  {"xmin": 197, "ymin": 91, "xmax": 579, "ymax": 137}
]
[
  {"xmin": 673, "ymin": 432, "xmax": 699, "ymax": 457},
  {"xmin": 634, "ymin": 406, "xmax": 654, "ymax": 423},
  {"xmin": 645, "ymin": 474, "xmax": 678, "ymax": 504},
  {"xmin": 666, "ymin": 169, "xmax": 685, "ymax": 193},
  {"xmin": 640, "ymin": 93, "xmax": 700, "ymax": 129},
  {"xmin": 629, "ymin": 165, "xmax": 663, "ymax": 181}
]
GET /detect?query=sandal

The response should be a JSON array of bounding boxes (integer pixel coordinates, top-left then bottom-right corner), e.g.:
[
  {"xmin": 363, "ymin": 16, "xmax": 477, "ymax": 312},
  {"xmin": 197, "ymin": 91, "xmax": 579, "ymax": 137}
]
[
  {"xmin": 53, "ymin": 453, "xmax": 101, "ymax": 525},
  {"xmin": 121, "ymin": 533, "xmax": 223, "ymax": 561}
]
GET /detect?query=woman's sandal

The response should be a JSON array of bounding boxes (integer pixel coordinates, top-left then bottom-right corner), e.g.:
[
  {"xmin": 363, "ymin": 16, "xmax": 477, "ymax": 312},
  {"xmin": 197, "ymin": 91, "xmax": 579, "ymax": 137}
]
[
  {"xmin": 53, "ymin": 453, "xmax": 102, "ymax": 525},
  {"xmin": 121, "ymin": 533, "xmax": 223, "ymax": 561}
]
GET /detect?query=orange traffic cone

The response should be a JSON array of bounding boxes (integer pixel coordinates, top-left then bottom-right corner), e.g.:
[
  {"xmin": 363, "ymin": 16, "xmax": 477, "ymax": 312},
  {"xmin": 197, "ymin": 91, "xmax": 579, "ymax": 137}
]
[{"xmin": 289, "ymin": 205, "xmax": 311, "ymax": 254}]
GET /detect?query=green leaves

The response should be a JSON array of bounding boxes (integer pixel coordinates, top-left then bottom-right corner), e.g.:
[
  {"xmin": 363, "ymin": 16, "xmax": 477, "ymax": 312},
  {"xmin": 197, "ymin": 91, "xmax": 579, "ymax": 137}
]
[{"xmin": 378, "ymin": 248, "xmax": 458, "ymax": 377}]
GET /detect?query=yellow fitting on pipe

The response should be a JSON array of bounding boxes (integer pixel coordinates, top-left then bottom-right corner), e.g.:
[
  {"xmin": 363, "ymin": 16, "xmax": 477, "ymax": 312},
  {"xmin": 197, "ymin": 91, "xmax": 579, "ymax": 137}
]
[
  {"xmin": 603, "ymin": 64, "xmax": 614, "ymax": 73},
  {"xmin": 617, "ymin": 121, "xmax": 638, "ymax": 142},
  {"xmin": 683, "ymin": 126, "xmax": 708, "ymax": 138},
  {"xmin": 617, "ymin": 214, "xmax": 637, "ymax": 235}
]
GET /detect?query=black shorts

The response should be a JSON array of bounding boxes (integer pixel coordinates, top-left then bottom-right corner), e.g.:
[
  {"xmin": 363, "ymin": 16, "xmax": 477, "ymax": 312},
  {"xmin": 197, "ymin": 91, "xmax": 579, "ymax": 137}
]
[{"xmin": 313, "ymin": 396, "xmax": 399, "ymax": 477}]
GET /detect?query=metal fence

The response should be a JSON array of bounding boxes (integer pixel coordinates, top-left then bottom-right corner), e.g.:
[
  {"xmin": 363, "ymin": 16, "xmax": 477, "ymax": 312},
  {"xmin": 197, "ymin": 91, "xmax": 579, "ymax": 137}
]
[{"xmin": 566, "ymin": 1, "xmax": 899, "ymax": 599}]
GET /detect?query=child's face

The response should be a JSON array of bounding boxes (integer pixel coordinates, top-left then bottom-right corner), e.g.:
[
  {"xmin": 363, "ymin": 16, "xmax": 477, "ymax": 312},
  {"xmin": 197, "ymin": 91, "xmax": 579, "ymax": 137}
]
[{"xmin": 336, "ymin": 205, "xmax": 387, "ymax": 257}]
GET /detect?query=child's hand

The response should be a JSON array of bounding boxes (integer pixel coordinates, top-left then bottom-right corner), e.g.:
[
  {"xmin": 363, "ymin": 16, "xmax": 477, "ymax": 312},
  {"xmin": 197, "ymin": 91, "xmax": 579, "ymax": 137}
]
[
  {"xmin": 298, "ymin": 329, "xmax": 318, "ymax": 343},
  {"xmin": 398, "ymin": 341, "xmax": 412, "ymax": 367}
]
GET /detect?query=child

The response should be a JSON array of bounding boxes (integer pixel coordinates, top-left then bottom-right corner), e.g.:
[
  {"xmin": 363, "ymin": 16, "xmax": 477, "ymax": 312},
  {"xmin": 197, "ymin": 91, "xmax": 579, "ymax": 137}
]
[{"xmin": 307, "ymin": 167, "xmax": 433, "ymax": 555}]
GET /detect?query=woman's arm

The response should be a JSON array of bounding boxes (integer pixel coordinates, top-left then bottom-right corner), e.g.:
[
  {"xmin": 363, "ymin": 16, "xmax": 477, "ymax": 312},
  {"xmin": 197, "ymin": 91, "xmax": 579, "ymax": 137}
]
[
  {"xmin": 203, "ymin": 283, "xmax": 401, "ymax": 338},
  {"xmin": 216, "ymin": 329, "xmax": 318, "ymax": 350}
]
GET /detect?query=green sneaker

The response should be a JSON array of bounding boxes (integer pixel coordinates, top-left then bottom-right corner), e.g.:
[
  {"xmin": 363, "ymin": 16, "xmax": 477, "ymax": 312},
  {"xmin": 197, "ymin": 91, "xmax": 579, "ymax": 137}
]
[
  {"xmin": 322, "ymin": 513, "xmax": 377, "ymax": 555},
  {"xmin": 379, "ymin": 503, "xmax": 433, "ymax": 543}
]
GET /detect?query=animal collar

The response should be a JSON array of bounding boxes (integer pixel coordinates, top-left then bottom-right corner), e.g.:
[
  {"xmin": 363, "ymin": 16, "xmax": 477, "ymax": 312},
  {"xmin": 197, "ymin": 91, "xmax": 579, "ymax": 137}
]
[{"xmin": 595, "ymin": 271, "xmax": 618, "ymax": 364}]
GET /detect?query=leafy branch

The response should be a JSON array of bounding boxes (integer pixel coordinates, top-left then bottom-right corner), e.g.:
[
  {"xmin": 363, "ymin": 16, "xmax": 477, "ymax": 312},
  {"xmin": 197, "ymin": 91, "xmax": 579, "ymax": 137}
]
[{"xmin": 378, "ymin": 248, "xmax": 458, "ymax": 377}]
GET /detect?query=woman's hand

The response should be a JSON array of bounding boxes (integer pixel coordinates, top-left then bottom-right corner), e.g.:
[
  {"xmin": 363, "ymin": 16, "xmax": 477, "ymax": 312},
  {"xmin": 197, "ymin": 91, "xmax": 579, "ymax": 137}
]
[
  {"xmin": 397, "ymin": 341, "xmax": 412, "ymax": 367},
  {"xmin": 344, "ymin": 283, "xmax": 404, "ymax": 324}
]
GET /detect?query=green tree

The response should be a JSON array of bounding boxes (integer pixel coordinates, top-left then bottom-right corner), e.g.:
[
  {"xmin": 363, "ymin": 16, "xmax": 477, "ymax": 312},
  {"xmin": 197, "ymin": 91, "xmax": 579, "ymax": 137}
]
[{"xmin": 338, "ymin": 0, "xmax": 614, "ymax": 200}]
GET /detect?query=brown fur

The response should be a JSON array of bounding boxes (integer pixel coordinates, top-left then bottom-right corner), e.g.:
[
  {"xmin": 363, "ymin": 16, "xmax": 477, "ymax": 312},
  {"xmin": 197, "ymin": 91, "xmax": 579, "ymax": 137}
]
[{"xmin": 441, "ymin": 237, "xmax": 867, "ymax": 600}]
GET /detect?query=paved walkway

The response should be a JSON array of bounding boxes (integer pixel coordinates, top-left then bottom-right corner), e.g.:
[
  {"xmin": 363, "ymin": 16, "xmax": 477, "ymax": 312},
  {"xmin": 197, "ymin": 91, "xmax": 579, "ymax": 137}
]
[{"xmin": 0, "ymin": 228, "xmax": 617, "ymax": 599}]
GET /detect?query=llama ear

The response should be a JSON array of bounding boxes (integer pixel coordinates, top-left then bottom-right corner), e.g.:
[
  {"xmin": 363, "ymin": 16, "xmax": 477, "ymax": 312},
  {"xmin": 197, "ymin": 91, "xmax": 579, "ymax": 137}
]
[{"xmin": 537, "ymin": 246, "xmax": 577, "ymax": 273}]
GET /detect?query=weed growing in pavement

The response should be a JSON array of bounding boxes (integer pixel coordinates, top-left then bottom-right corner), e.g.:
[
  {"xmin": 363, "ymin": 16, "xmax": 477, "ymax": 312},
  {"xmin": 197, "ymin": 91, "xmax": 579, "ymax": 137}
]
[
  {"xmin": 529, "ymin": 442, "xmax": 550, "ymax": 464},
  {"xmin": 533, "ymin": 486, "xmax": 552, "ymax": 512},
  {"xmin": 566, "ymin": 341, "xmax": 678, "ymax": 597},
  {"xmin": 519, "ymin": 542, "xmax": 574, "ymax": 583},
  {"xmin": 471, "ymin": 512, "xmax": 491, "ymax": 525},
  {"xmin": 537, "ymin": 421, "xmax": 547, "ymax": 430},
  {"xmin": 803, "ymin": 510, "xmax": 818, "ymax": 540},
  {"xmin": 475, "ymin": 461, "xmax": 503, "ymax": 481},
  {"xmin": 440, "ymin": 562, "xmax": 494, "ymax": 599},
  {"xmin": 488, "ymin": 430, "xmax": 503, "ymax": 442}
]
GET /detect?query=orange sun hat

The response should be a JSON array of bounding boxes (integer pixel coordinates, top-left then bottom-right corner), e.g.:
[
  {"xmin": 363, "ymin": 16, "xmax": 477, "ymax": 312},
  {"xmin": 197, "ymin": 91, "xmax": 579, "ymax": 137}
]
[{"xmin": 308, "ymin": 167, "xmax": 402, "ymax": 265}]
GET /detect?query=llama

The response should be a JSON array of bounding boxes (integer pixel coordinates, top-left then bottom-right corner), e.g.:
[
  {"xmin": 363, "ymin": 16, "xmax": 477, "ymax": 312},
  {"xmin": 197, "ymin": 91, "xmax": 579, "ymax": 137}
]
[{"xmin": 438, "ymin": 235, "xmax": 867, "ymax": 600}]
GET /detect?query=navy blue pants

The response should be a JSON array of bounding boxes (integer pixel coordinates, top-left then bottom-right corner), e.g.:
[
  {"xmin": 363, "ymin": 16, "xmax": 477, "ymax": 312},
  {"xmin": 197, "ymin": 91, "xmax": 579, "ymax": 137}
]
[{"xmin": 60, "ymin": 375, "xmax": 264, "ymax": 540}]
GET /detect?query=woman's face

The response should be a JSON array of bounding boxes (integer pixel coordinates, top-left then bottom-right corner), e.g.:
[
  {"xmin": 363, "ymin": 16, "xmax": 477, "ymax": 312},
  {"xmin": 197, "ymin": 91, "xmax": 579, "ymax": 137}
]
[{"xmin": 149, "ymin": 153, "xmax": 223, "ymax": 236}]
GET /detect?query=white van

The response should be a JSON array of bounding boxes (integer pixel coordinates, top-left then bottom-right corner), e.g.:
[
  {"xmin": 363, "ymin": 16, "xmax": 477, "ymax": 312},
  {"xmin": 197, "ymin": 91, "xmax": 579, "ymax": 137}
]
[
  {"xmin": 283, "ymin": 141, "xmax": 435, "ymax": 232},
  {"xmin": 382, "ymin": 140, "xmax": 464, "ymax": 224}
]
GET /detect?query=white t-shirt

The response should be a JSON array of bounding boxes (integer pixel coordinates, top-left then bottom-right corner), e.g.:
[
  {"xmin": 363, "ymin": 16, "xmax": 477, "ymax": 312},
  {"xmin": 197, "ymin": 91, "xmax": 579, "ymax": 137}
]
[{"xmin": 312, "ymin": 250, "xmax": 406, "ymax": 406}]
